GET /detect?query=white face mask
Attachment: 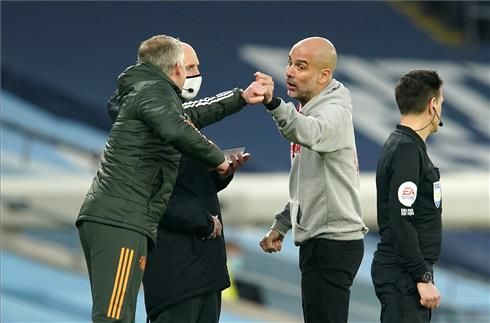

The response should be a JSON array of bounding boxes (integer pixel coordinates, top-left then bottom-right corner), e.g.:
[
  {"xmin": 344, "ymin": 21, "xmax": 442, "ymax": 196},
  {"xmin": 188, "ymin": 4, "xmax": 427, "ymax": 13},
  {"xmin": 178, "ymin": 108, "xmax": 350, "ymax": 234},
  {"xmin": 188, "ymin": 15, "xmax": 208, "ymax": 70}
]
[{"xmin": 181, "ymin": 74, "xmax": 202, "ymax": 100}]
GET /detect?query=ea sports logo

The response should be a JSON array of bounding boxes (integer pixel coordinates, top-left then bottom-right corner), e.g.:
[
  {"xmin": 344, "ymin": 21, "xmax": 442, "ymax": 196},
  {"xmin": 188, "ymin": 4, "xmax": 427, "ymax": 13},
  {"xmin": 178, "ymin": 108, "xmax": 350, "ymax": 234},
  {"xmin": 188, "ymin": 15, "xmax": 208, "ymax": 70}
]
[{"xmin": 398, "ymin": 181, "xmax": 417, "ymax": 207}]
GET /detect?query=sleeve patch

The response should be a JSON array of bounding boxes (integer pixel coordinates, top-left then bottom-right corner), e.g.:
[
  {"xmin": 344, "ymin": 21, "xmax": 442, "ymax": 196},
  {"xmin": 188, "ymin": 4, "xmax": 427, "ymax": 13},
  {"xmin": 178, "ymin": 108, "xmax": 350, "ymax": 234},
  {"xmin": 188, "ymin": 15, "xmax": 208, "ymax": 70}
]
[{"xmin": 398, "ymin": 181, "xmax": 417, "ymax": 207}]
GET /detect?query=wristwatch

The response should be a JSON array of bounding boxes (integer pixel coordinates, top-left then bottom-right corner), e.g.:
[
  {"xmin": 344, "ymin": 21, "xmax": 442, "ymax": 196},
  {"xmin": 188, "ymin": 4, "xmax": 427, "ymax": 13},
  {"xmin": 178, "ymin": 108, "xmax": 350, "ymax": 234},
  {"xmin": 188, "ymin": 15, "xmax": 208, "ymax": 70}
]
[{"xmin": 417, "ymin": 272, "xmax": 433, "ymax": 283}]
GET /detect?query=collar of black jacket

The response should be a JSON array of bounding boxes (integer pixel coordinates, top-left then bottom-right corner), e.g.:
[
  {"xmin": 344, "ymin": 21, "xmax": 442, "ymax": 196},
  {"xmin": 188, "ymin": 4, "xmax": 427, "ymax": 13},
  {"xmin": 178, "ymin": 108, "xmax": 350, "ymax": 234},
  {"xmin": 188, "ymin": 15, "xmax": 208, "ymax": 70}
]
[{"xmin": 395, "ymin": 124, "xmax": 427, "ymax": 150}]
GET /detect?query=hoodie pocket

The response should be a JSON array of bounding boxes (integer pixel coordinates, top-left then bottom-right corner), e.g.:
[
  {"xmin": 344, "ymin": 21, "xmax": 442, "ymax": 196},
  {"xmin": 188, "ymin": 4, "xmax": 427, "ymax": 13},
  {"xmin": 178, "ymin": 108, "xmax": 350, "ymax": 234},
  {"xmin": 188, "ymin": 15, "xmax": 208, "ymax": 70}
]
[{"xmin": 291, "ymin": 201, "xmax": 308, "ymax": 233}]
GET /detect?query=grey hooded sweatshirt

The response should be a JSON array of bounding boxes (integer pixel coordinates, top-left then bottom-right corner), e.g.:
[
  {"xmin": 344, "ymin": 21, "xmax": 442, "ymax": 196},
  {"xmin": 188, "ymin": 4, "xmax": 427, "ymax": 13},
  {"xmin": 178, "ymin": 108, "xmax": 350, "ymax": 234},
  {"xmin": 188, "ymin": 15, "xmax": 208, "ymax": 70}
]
[{"xmin": 269, "ymin": 79, "xmax": 368, "ymax": 245}]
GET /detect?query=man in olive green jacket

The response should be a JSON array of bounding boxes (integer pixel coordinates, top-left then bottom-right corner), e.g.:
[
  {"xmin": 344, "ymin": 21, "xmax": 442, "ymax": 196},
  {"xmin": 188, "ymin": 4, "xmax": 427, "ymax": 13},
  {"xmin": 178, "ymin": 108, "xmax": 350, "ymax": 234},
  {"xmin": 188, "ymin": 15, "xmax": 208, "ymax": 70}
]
[{"xmin": 76, "ymin": 35, "xmax": 265, "ymax": 323}]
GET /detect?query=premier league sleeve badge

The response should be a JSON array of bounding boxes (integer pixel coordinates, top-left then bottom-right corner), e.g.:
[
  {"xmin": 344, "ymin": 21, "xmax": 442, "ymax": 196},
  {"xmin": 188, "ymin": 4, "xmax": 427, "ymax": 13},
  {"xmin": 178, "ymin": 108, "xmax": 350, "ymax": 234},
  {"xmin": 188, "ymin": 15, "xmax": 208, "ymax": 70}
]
[{"xmin": 433, "ymin": 181, "xmax": 442, "ymax": 208}]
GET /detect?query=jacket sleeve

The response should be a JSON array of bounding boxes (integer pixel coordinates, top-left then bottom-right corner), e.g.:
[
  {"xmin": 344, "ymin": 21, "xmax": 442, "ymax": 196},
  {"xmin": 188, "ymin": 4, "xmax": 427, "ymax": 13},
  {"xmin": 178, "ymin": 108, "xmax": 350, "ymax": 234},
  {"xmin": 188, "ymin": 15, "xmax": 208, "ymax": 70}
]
[
  {"xmin": 388, "ymin": 143, "xmax": 431, "ymax": 281},
  {"xmin": 183, "ymin": 88, "xmax": 246, "ymax": 129},
  {"xmin": 270, "ymin": 92, "xmax": 354, "ymax": 153},
  {"xmin": 107, "ymin": 89, "xmax": 120, "ymax": 123},
  {"xmin": 159, "ymin": 193, "xmax": 214, "ymax": 237},
  {"xmin": 136, "ymin": 84, "xmax": 225, "ymax": 168},
  {"xmin": 211, "ymin": 172, "xmax": 234, "ymax": 192},
  {"xmin": 271, "ymin": 202, "xmax": 292, "ymax": 236}
]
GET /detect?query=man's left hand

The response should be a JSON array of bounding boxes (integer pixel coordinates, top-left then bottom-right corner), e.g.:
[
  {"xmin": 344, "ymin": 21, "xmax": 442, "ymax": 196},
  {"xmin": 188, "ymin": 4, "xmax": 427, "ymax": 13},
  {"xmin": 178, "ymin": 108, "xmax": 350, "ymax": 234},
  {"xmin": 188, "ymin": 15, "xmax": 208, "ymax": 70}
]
[
  {"xmin": 206, "ymin": 215, "xmax": 222, "ymax": 239},
  {"xmin": 254, "ymin": 72, "xmax": 274, "ymax": 104},
  {"xmin": 221, "ymin": 152, "xmax": 250, "ymax": 179},
  {"xmin": 242, "ymin": 82, "xmax": 266, "ymax": 104}
]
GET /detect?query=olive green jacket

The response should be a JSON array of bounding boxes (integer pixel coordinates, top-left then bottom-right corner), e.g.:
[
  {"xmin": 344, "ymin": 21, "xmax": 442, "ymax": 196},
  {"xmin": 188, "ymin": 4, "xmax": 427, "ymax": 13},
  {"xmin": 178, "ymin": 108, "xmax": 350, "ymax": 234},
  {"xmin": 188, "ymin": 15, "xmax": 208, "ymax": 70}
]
[{"xmin": 77, "ymin": 63, "xmax": 245, "ymax": 242}]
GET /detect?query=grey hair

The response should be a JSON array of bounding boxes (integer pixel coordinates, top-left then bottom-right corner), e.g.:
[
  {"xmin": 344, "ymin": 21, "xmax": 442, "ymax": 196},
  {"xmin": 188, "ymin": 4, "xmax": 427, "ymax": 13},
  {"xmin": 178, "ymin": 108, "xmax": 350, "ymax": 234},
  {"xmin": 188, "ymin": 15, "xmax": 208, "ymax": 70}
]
[{"xmin": 137, "ymin": 35, "xmax": 184, "ymax": 76}]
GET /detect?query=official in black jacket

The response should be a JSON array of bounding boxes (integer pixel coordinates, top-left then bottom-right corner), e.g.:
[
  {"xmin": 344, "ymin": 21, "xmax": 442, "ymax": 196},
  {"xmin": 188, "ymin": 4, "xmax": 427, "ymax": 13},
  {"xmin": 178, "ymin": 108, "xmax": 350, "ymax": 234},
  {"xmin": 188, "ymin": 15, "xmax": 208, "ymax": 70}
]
[
  {"xmin": 372, "ymin": 70, "xmax": 444, "ymax": 323},
  {"xmin": 143, "ymin": 154, "xmax": 247, "ymax": 323},
  {"xmin": 142, "ymin": 42, "xmax": 251, "ymax": 323}
]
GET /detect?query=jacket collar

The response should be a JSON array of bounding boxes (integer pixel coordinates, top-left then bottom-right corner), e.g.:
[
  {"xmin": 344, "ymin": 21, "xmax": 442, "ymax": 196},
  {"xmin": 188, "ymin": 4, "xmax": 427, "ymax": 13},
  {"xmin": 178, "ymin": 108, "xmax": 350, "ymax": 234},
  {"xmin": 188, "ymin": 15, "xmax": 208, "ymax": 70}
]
[
  {"xmin": 141, "ymin": 63, "xmax": 182, "ymax": 94},
  {"xmin": 395, "ymin": 124, "xmax": 427, "ymax": 151}
]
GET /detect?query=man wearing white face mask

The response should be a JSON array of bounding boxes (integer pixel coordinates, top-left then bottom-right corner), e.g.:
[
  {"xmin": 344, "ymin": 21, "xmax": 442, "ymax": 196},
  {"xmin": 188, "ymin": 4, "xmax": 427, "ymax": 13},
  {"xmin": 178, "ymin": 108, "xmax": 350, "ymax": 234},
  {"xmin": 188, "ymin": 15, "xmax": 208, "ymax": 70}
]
[
  {"xmin": 181, "ymin": 42, "xmax": 202, "ymax": 100},
  {"xmin": 116, "ymin": 42, "xmax": 258, "ymax": 323}
]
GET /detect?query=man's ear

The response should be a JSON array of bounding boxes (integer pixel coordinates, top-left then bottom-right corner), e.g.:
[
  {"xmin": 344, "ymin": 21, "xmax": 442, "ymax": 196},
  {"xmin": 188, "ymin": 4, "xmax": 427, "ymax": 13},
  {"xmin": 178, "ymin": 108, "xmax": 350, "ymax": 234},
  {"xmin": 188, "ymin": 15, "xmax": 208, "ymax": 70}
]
[
  {"xmin": 428, "ymin": 97, "xmax": 437, "ymax": 114},
  {"xmin": 319, "ymin": 68, "xmax": 331, "ymax": 85},
  {"xmin": 168, "ymin": 62, "xmax": 186, "ymax": 87},
  {"xmin": 174, "ymin": 62, "xmax": 185, "ymax": 77}
]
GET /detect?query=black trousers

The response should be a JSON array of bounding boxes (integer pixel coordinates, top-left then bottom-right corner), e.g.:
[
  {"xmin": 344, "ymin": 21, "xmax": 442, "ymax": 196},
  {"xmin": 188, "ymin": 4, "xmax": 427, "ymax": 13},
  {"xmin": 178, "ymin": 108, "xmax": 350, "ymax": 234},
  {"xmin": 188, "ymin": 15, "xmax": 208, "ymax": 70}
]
[
  {"xmin": 299, "ymin": 238, "xmax": 364, "ymax": 323},
  {"xmin": 151, "ymin": 291, "xmax": 221, "ymax": 323},
  {"xmin": 371, "ymin": 259, "xmax": 431, "ymax": 323}
]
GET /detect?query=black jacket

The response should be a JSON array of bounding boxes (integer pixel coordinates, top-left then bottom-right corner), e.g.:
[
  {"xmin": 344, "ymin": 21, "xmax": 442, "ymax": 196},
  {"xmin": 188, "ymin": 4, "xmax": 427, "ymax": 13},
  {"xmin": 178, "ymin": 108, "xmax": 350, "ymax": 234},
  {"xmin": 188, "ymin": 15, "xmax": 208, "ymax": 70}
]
[
  {"xmin": 142, "ymin": 155, "xmax": 232, "ymax": 320},
  {"xmin": 373, "ymin": 125, "xmax": 442, "ymax": 282}
]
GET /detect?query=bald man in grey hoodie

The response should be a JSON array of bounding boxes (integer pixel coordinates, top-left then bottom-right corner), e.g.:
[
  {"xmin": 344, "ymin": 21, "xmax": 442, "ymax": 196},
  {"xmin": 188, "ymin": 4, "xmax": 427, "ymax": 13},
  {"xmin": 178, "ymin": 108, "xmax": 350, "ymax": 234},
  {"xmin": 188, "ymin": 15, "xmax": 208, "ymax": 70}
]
[{"xmin": 257, "ymin": 37, "xmax": 368, "ymax": 323}]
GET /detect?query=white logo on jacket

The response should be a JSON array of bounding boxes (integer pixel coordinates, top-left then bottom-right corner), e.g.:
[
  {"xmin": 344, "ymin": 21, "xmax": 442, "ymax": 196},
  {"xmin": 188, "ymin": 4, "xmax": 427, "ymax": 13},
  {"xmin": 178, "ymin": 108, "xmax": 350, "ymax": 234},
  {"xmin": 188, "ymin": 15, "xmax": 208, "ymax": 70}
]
[
  {"xmin": 401, "ymin": 208, "xmax": 414, "ymax": 216},
  {"xmin": 398, "ymin": 181, "xmax": 417, "ymax": 207}
]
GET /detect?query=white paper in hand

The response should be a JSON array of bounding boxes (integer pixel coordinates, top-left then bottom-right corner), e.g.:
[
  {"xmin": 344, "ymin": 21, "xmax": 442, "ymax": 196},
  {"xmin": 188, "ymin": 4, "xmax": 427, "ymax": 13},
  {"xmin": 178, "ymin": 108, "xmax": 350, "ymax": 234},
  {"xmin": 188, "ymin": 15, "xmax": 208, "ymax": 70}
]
[{"xmin": 223, "ymin": 147, "xmax": 246, "ymax": 163}]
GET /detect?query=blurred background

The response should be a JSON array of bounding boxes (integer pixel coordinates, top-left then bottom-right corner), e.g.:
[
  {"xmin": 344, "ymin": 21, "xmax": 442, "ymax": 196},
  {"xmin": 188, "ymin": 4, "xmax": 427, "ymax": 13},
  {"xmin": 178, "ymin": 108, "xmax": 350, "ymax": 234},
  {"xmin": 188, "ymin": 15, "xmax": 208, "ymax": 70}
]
[{"xmin": 1, "ymin": 1, "xmax": 489, "ymax": 322}]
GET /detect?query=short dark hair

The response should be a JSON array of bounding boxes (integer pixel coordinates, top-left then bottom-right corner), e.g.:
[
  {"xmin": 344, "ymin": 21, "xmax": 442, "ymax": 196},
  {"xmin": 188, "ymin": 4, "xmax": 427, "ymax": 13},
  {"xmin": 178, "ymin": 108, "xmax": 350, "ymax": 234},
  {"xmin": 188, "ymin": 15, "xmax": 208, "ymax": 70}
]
[{"xmin": 395, "ymin": 70, "xmax": 443, "ymax": 115}]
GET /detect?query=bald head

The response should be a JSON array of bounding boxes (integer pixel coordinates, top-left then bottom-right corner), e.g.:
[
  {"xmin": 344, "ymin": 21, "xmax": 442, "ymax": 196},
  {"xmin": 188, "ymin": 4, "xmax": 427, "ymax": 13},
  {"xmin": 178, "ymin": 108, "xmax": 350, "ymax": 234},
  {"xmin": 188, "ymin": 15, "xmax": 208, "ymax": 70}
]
[
  {"xmin": 285, "ymin": 36, "xmax": 338, "ymax": 105},
  {"xmin": 181, "ymin": 43, "xmax": 197, "ymax": 61},
  {"xmin": 181, "ymin": 42, "xmax": 200, "ymax": 77},
  {"xmin": 293, "ymin": 37, "xmax": 337, "ymax": 72}
]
